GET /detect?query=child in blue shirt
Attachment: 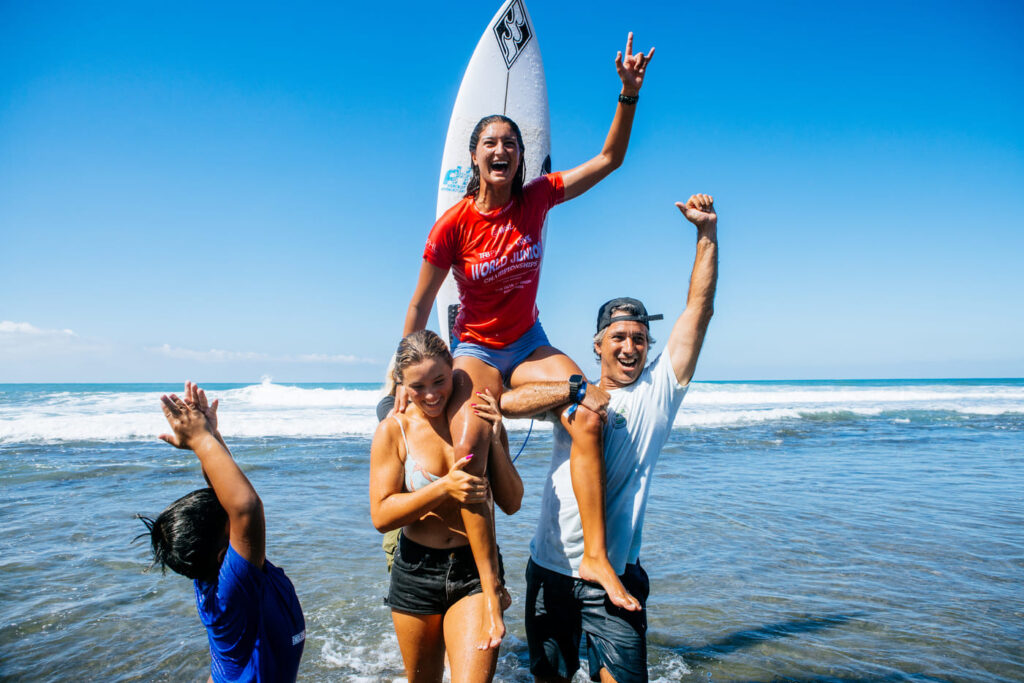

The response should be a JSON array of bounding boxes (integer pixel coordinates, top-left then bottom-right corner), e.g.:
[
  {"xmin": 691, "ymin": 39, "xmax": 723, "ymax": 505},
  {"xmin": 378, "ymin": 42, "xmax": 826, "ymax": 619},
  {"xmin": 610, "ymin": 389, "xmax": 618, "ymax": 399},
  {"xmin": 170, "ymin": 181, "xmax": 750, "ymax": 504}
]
[{"xmin": 139, "ymin": 382, "xmax": 305, "ymax": 682}]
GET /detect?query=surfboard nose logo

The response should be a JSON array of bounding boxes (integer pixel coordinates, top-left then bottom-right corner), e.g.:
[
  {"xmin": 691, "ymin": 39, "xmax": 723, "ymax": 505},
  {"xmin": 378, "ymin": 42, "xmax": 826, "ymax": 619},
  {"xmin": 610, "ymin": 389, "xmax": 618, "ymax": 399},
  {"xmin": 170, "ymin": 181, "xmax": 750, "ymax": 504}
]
[{"xmin": 493, "ymin": 0, "xmax": 532, "ymax": 69}]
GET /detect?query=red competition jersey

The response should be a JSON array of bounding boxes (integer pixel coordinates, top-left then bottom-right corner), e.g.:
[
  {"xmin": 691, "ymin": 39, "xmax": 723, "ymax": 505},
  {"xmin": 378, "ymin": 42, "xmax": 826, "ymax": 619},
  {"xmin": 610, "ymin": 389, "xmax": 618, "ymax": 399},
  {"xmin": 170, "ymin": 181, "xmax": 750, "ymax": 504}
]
[{"xmin": 424, "ymin": 173, "xmax": 565, "ymax": 348}]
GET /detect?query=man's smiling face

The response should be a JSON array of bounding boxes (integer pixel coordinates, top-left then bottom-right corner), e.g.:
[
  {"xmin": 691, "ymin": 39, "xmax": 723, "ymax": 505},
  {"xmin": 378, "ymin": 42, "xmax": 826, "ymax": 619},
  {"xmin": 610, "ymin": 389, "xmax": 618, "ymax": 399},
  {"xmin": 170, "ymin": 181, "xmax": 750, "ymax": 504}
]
[{"xmin": 596, "ymin": 319, "xmax": 650, "ymax": 389}]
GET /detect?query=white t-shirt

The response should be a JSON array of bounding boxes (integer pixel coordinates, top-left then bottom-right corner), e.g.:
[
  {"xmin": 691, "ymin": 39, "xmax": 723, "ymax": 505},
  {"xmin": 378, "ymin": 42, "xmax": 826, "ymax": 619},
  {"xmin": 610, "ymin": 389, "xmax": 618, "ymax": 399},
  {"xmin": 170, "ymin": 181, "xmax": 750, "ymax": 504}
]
[{"xmin": 530, "ymin": 352, "xmax": 689, "ymax": 577}]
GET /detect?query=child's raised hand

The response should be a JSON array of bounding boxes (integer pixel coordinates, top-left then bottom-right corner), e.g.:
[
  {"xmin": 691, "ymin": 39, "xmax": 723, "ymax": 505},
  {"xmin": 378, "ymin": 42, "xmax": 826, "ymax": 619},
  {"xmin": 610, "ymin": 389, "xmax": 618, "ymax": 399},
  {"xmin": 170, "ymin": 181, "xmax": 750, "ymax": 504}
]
[
  {"xmin": 185, "ymin": 381, "xmax": 220, "ymax": 434},
  {"xmin": 160, "ymin": 383, "xmax": 215, "ymax": 450}
]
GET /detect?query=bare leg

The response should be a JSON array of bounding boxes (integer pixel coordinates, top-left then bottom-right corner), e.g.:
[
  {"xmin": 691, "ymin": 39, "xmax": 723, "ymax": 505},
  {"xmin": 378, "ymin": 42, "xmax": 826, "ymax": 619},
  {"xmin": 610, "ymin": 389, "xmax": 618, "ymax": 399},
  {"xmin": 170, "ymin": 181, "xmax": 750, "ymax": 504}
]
[
  {"xmin": 511, "ymin": 347, "xmax": 639, "ymax": 611},
  {"xmin": 558, "ymin": 400, "xmax": 638, "ymax": 611},
  {"xmin": 443, "ymin": 593, "xmax": 501, "ymax": 683},
  {"xmin": 392, "ymin": 610, "xmax": 446, "ymax": 683},
  {"xmin": 449, "ymin": 357, "xmax": 506, "ymax": 650}
]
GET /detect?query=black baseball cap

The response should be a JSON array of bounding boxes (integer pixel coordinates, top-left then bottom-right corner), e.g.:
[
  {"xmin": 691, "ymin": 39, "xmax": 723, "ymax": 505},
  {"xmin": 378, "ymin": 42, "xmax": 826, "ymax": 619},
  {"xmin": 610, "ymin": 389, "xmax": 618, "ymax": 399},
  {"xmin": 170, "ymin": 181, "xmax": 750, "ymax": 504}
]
[{"xmin": 596, "ymin": 297, "xmax": 664, "ymax": 333}]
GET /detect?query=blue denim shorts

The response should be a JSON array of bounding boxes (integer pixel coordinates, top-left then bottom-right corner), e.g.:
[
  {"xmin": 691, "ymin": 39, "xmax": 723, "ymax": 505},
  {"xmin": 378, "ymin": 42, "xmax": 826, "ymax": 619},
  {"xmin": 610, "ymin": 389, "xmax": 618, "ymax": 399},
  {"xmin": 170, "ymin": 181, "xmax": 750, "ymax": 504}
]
[
  {"xmin": 525, "ymin": 558, "xmax": 650, "ymax": 683},
  {"xmin": 452, "ymin": 320, "xmax": 550, "ymax": 384}
]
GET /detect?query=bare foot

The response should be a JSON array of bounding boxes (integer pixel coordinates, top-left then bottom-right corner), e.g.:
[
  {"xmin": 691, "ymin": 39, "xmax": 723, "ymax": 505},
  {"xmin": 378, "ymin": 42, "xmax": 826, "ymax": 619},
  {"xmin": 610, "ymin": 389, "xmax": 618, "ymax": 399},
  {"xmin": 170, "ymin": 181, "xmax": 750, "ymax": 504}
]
[
  {"xmin": 578, "ymin": 555, "xmax": 640, "ymax": 611},
  {"xmin": 476, "ymin": 593, "xmax": 506, "ymax": 650}
]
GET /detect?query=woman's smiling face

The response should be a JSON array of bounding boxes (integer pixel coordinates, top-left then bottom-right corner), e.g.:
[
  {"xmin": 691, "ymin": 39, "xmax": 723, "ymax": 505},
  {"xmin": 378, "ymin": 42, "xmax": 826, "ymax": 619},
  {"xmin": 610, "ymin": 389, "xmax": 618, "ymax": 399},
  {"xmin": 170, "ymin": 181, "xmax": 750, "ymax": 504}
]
[
  {"xmin": 471, "ymin": 121, "xmax": 522, "ymax": 189},
  {"xmin": 401, "ymin": 357, "xmax": 452, "ymax": 418}
]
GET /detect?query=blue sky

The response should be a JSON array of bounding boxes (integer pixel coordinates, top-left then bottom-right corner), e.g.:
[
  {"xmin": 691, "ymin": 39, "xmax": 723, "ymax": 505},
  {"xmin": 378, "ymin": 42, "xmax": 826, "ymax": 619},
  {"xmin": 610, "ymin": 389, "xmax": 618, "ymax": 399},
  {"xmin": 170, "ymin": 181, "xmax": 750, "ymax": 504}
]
[{"xmin": 2, "ymin": 0, "xmax": 1022, "ymax": 382}]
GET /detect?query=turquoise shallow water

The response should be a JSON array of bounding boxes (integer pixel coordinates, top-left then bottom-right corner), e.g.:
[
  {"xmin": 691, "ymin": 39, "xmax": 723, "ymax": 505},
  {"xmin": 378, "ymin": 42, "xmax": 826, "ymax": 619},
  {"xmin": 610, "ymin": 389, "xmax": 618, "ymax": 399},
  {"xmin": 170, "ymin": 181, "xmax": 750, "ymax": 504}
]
[{"xmin": 1, "ymin": 380, "xmax": 1022, "ymax": 681}]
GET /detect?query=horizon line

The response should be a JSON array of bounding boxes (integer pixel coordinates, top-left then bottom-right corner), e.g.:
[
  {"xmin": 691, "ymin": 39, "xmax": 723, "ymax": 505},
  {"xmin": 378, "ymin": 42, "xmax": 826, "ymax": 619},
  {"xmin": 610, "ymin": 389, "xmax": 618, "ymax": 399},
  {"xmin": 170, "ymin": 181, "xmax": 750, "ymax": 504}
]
[{"xmin": 2, "ymin": 377, "xmax": 1022, "ymax": 386}]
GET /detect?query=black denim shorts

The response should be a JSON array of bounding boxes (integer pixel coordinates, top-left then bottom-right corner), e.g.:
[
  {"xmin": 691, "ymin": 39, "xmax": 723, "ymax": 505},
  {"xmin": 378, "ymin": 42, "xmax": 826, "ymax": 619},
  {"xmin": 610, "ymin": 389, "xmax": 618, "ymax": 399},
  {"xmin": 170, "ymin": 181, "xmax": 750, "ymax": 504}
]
[
  {"xmin": 525, "ymin": 558, "xmax": 650, "ymax": 683},
  {"xmin": 386, "ymin": 534, "xmax": 505, "ymax": 615}
]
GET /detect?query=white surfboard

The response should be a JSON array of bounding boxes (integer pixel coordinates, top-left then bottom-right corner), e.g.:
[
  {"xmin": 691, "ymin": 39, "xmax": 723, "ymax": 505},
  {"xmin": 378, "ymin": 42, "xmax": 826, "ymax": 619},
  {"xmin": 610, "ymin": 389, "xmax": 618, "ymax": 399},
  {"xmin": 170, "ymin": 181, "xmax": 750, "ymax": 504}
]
[{"xmin": 434, "ymin": 0, "xmax": 550, "ymax": 347}]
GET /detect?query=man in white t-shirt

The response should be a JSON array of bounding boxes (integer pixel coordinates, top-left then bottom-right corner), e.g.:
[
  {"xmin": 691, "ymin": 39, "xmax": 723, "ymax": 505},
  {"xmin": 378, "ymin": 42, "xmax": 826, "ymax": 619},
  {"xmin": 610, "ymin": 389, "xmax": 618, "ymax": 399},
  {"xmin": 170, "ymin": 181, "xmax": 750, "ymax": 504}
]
[{"xmin": 501, "ymin": 193, "xmax": 718, "ymax": 683}]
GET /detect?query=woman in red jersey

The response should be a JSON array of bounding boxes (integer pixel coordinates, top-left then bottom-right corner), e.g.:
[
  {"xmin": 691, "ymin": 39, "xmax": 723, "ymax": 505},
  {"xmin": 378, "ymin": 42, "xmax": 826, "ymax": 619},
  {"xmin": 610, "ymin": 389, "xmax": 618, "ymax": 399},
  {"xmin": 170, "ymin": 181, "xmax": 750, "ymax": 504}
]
[{"xmin": 400, "ymin": 33, "xmax": 655, "ymax": 650}]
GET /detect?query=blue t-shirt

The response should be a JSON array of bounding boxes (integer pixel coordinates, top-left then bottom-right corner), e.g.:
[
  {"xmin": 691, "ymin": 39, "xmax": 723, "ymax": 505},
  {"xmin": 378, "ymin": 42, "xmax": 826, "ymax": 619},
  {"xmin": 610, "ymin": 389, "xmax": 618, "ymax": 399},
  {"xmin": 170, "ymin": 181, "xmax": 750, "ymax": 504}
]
[{"xmin": 194, "ymin": 545, "xmax": 306, "ymax": 683}]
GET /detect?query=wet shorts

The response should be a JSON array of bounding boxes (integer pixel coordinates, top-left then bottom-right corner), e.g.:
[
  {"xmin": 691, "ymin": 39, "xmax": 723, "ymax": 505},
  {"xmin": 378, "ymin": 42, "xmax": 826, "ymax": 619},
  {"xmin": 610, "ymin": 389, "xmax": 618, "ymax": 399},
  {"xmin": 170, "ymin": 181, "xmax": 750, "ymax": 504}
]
[
  {"xmin": 452, "ymin": 320, "xmax": 550, "ymax": 384},
  {"xmin": 525, "ymin": 558, "xmax": 650, "ymax": 683},
  {"xmin": 386, "ymin": 534, "xmax": 505, "ymax": 615}
]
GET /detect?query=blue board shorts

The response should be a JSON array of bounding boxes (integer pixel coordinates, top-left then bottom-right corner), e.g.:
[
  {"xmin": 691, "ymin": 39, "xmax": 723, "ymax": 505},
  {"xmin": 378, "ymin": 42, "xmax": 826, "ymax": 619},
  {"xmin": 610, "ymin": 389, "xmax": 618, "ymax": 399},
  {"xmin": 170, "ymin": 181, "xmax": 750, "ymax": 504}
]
[
  {"xmin": 451, "ymin": 320, "xmax": 550, "ymax": 384},
  {"xmin": 525, "ymin": 558, "xmax": 650, "ymax": 683}
]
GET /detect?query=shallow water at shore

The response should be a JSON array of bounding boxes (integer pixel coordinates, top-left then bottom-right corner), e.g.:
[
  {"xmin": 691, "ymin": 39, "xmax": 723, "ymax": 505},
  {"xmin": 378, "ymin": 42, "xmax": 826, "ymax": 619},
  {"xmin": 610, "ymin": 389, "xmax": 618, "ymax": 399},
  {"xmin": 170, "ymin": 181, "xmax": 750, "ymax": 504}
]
[{"xmin": 2, "ymin": 380, "xmax": 1023, "ymax": 681}]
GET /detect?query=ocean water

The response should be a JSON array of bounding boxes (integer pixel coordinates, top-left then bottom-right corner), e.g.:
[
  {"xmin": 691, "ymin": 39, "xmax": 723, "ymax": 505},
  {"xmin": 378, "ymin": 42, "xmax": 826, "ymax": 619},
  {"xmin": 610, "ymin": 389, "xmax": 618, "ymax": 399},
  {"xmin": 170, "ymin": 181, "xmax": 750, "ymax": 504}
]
[{"xmin": 1, "ymin": 379, "xmax": 1022, "ymax": 682}]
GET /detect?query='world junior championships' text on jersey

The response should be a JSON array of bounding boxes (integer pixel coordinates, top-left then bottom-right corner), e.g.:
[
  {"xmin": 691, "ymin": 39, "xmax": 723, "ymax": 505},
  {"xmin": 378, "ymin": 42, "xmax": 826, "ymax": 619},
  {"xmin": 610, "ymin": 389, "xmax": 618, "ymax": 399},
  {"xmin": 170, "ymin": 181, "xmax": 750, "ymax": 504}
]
[{"xmin": 424, "ymin": 173, "xmax": 564, "ymax": 348}]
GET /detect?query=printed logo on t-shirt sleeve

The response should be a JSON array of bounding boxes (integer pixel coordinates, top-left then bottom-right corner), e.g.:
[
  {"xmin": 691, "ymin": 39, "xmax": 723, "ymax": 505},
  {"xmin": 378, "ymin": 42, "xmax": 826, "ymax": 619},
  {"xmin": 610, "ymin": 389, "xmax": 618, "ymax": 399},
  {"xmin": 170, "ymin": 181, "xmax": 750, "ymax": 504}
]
[{"xmin": 424, "ymin": 216, "xmax": 455, "ymax": 267}]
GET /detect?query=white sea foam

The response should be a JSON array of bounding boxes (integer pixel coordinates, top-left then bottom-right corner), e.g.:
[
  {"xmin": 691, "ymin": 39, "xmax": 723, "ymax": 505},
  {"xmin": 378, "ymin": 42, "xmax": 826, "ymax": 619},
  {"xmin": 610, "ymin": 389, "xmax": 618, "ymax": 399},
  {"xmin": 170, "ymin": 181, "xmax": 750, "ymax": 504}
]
[
  {"xmin": 224, "ymin": 380, "xmax": 374, "ymax": 408},
  {"xmin": 650, "ymin": 654, "xmax": 693, "ymax": 682},
  {"xmin": 0, "ymin": 380, "xmax": 1020, "ymax": 443},
  {"xmin": 0, "ymin": 380, "xmax": 380, "ymax": 443},
  {"xmin": 670, "ymin": 381, "xmax": 1024, "ymax": 429},
  {"xmin": 686, "ymin": 384, "xmax": 1024, "ymax": 406}
]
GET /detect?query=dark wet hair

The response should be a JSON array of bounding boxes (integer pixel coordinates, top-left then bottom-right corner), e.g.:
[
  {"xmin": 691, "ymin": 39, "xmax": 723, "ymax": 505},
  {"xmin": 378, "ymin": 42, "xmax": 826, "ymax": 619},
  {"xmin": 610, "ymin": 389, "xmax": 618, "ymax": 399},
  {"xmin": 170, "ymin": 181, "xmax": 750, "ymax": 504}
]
[
  {"xmin": 465, "ymin": 114, "xmax": 526, "ymax": 198},
  {"xmin": 137, "ymin": 488, "xmax": 227, "ymax": 581},
  {"xmin": 393, "ymin": 330, "xmax": 453, "ymax": 385}
]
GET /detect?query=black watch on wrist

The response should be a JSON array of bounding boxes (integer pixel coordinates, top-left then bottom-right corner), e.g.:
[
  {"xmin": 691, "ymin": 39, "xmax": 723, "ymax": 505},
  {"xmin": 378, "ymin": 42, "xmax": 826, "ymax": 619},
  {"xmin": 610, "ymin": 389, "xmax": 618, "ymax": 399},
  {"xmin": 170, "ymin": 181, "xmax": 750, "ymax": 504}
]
[{"xmin": 568, "ymin": 374, "xmax": 585, "ymax": 404}]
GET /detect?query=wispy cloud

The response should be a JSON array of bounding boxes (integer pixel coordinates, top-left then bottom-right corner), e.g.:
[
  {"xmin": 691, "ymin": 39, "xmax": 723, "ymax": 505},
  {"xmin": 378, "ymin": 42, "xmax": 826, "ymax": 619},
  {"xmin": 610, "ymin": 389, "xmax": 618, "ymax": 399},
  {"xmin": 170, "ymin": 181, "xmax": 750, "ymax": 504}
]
[
  {"xmin": 0, "ymin": 321, "xmax": 76, "ymax": 337},
  {"xmin": 151, "ymin": 344, "xmax": 376, "ymax": 365},
  {"xmin": 0, "ymin": 321, "xmax": 107, "ymax": 356},
  {"xmin": 151, "ymin": 344, "xmax": 270, "ymax": 362},
  {"xmin": 293, "ymin": 352, "xmax": 374, "ymax": 364},
  {"xmin": 0, "ymin": 322, "xmax": 115, "ymax": 383},
  {"xmin": 0, "ymin": 322, "xmax": 380, "ymax": 381}
]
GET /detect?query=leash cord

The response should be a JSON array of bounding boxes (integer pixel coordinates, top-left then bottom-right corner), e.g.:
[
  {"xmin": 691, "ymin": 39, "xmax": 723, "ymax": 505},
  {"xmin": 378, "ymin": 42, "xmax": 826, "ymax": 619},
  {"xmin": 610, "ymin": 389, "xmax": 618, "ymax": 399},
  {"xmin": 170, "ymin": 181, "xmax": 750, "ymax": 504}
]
[{"xmin": 512, "ymin": 419, "xmax": 534, "ymax": 463}]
